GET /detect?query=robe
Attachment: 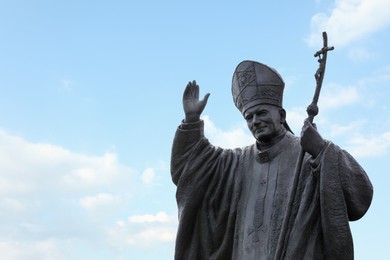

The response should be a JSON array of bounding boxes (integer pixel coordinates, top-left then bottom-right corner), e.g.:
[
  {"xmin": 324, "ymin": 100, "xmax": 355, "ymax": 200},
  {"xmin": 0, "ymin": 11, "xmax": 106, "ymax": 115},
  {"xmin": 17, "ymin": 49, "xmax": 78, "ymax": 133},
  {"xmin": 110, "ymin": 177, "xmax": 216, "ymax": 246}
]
[{"xmin": 171, "ymin": 120, "xmax": 373, "ymax": 260}]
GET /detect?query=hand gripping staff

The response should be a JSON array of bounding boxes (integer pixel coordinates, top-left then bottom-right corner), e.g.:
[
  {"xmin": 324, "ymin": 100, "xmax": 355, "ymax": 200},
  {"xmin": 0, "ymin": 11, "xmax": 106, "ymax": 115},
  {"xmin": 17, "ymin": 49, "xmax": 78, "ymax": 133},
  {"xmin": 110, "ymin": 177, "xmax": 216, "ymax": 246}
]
[{"xmin": 274, "ymin": 32, "xmax": 334, "ymax": 260}]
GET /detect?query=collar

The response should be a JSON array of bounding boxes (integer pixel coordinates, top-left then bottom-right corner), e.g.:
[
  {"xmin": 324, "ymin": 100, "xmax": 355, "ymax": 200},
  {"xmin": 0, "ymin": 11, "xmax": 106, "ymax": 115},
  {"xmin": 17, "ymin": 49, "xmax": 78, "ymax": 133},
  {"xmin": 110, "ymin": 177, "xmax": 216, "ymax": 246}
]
[{"xmin": 255, "ymin": 132, "xmax": 292, "ymax": 163}]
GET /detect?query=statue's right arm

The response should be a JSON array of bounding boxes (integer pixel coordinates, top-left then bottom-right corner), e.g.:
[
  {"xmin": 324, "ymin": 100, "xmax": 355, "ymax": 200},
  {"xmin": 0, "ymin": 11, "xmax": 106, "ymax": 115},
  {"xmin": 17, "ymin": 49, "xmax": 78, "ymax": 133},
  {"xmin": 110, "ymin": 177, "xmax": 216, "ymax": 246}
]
[{"xmin": 170, "ymin": 81, "xmax": 211, "ymax": 185}]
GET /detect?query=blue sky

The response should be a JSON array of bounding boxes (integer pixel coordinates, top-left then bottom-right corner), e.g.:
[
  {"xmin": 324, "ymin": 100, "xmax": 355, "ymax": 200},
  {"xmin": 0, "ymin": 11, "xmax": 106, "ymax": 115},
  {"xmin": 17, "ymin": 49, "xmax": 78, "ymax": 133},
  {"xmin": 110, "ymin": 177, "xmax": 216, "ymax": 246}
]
[{"xmin": 0, "ymin": 0, "xmax": 389, "ymax": 259}]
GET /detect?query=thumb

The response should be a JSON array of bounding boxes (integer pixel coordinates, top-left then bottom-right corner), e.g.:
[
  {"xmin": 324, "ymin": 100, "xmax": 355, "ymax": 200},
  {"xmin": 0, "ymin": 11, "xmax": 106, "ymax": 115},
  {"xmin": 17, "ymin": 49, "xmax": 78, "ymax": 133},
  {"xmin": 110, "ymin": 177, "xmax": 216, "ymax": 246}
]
[
  {"xmin": 201, "ymin": 93, "xmax": 211, "ymax": 106},
  {"xmin": 203, "ymin": 93, "xmax": 210, "ymax": 102}
]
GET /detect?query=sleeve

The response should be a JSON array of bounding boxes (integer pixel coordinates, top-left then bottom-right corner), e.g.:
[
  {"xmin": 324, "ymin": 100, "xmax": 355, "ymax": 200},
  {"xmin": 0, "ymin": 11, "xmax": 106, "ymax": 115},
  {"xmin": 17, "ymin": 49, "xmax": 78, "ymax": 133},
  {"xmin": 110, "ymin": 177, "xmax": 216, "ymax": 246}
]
[
  {"xmin": 336, "ymin": 146, "xmax": 373, "ymax": 221},
  {"xmin": 170, "ymin": 120, "xmax": 242, "ymax": 259},
  {"xmin": 170, "ymin": 120, "xmax": 208, "ymax": 185},
  {"xmin": 318, "ymin": 141, "xmax": 373, "ymax": 221},
  {"xmin": 317, "ymin": 141, "xmax": 373, "ymax": 259}
]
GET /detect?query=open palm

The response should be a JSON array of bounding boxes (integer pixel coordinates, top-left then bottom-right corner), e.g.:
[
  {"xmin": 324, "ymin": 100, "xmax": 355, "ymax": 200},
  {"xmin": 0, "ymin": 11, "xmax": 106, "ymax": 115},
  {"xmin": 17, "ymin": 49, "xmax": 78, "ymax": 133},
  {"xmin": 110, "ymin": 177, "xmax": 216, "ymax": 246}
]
[{"xmin": 183, "ymin": 80, "xmax": 210, "ymax": 123}]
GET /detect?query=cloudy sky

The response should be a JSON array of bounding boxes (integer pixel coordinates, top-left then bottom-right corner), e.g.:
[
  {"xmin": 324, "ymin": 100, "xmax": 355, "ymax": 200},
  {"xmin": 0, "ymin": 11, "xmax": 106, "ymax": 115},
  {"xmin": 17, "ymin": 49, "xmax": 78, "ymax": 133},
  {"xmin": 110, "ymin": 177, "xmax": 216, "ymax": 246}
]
[{"xmin": 0, "ymin": 0, "xmax": 389, "ymax": 259}]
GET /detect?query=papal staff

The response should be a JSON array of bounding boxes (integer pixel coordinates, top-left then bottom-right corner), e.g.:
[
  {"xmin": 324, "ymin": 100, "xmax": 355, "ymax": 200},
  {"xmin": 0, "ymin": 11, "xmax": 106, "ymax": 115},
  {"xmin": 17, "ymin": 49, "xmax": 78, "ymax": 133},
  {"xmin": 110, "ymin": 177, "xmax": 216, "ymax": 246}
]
[{"xmin": 274, "ymin": 31, "xmax": 334, "ymax": 260}]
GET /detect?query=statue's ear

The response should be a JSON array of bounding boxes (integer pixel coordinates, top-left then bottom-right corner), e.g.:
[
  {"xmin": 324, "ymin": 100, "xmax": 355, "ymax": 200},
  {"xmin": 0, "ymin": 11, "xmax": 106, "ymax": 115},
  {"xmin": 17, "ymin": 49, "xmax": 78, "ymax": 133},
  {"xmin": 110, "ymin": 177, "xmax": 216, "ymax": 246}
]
[{"xmin": 280, "ymin": 108, "xmax": 286, "ymax": 124}]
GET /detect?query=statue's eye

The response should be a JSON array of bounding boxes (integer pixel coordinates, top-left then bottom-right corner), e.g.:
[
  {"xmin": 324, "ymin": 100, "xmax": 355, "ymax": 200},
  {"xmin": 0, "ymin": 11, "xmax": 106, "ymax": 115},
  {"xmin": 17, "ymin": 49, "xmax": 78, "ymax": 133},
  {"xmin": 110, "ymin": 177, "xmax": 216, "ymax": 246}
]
[
  {"xmin": 257, "ymin": 111, "xmax": 268, "ymax": 116},
  {"xmin": 245, "ymin": 114, "xmax": 253, "ymax": 121}
]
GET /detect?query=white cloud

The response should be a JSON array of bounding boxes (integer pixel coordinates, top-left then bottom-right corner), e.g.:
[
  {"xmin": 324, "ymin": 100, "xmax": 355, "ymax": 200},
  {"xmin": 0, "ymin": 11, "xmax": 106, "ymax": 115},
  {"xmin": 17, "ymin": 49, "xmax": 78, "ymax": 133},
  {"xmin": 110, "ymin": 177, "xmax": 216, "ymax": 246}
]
[
  {"xmin": 139, "ymin": 161, "xmax": 168, "ymax": 186},
  {"xmin": 319, "ymin": 83, "xmax": 360, "ymax": 110},
  {"xmin": 107, "ymin": 211, "xmax": 178, "ymax": 250},
  {"xmin": 0, "ymin": 239, "xmax": 67, "ymax": 260},
  {"xmin": 137, "ymin": 227, "xmax": 176, "ymax": 243},
  {"xmin": 346, "ymin": 132, "xmax": 390, "ymax": 158},
  {"xmin": 329, "ymin": 120, "xmax": 366, "ymax": 137},
  {"xmin": 0, "ymin": 129, "xmax": 135, "ymax": 196},
  {"xmin": 203, "ymin": 115, "xmax": 253, "ymax": 148},
  {"xmin": 141, "ymin": 167, "xmax": 156, "ymax": 185},
  {"xmin": 79, "ymin": 193, "xmax": 122, "ymax": 210},
  {"xmin": 128, "ymin": 211, "xmax": 173, "ymax": 223},
  {"xmin": 347, "ymin": 47, "xmax": 376, "ymax": 61},
  {"xmin": 307, "ymin": 0, "xmax": 390, "ymax": 47},
  {"xmin": 0, "ymin": 128, "xmax": 139, "ymax": 200},
  {"xmin": 0, "ymin": 198, "xmax": 27, "ymax": 213}
]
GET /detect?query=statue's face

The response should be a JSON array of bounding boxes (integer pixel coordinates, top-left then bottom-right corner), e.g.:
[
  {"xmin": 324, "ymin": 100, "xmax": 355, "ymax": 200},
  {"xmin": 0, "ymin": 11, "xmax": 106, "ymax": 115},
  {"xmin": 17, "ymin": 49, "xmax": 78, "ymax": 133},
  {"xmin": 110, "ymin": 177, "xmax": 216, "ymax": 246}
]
[{"xmin": 244, "ymin": 104, "xmax": 286, "ymax": 143}]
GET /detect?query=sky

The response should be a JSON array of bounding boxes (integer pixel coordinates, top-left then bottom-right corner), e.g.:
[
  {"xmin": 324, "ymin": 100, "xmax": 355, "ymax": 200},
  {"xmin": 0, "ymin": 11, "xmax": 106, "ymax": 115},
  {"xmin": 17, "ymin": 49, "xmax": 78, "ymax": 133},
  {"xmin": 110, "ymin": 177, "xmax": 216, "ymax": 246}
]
[{"xmin": 0, "ymin": 0, "xmax": 389, "ymax": 259}]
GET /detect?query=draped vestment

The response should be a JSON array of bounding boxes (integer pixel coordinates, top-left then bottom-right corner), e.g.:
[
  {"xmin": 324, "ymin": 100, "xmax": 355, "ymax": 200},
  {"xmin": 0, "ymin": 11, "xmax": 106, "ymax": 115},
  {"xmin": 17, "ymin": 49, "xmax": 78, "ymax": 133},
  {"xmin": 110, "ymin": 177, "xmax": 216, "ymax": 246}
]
[{"xmin": 171, "ymin": 120, "xmax": 373, "ymax": 260}]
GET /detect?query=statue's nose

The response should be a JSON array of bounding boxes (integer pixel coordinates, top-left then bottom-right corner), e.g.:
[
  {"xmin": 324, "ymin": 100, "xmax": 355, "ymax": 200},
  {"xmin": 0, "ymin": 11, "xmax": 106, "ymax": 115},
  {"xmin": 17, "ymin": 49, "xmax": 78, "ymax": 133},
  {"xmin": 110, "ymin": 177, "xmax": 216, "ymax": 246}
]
[{"xmin": 253, "ymin": 114, "xmax": 261, "ymax": 124}]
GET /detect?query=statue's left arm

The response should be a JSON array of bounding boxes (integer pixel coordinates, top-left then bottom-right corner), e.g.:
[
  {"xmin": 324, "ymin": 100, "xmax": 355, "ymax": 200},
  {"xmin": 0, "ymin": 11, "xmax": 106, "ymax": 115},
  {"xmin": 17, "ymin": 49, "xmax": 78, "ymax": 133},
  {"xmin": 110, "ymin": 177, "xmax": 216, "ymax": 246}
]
[{"xmin": 301, "ymin": 119, "xmax": 373, "ymax": 221}]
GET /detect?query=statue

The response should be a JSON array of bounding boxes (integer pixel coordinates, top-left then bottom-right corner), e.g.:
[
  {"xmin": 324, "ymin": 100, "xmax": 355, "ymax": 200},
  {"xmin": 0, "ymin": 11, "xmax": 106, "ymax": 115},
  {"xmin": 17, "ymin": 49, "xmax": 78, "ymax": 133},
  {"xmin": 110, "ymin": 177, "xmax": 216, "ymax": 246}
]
[{"xmin": 170, "ymin": 36, "xmax": 373, "ymax": 260}]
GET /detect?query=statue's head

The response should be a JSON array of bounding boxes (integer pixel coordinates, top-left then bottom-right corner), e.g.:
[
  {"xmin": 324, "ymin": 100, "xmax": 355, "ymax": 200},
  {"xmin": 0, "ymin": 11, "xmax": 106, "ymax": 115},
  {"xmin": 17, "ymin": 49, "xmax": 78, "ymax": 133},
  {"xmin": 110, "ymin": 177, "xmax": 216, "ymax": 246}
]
[{"xmin": 232, "ymin": 60, "xmax": 293, "ymax": 142}]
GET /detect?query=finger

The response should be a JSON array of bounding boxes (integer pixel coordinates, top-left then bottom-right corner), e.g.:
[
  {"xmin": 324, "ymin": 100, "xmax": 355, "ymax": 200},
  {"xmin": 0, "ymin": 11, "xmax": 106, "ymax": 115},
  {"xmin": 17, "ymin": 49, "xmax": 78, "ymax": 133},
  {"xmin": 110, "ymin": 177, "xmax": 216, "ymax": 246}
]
[
  {"xmin": 301, "ymin": 119, "xmax": 311, "ymax": 137},
  {"xmin": 300, "ymin": 128, "xmax": 305, "ymax": 137},
  {"xmin": 186, "ymin": 81, "xmax": 196, "ymax": 98},
  {"xmin": 303, "ymin": 118, "xmax": 317, "ymax": 130},
  {"xmin": 183, "ymin": 81, "xmax": 192, "ymax": 99},
  {"xmin": 193, "ymin": 80, "xmax": 199, "ymax": 100},
  {"xmin": 301, "ymin": 119, "xmax": 309, "ymax": 131}
]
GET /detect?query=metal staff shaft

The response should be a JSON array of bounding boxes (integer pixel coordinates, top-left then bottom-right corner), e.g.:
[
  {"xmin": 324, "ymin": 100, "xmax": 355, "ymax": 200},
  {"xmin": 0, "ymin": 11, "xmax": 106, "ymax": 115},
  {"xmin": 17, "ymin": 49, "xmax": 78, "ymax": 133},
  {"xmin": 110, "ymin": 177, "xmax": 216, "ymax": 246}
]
[{"xmin": 274, "ymin": 32, "xmax": 334, "ymax": 260}]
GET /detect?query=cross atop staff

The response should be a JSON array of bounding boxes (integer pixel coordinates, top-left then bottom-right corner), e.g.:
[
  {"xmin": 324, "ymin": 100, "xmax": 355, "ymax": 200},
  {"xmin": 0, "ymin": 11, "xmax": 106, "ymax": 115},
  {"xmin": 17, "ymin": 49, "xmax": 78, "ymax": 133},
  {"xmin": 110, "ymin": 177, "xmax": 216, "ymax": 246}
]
[{"xmin": 308, "ymin": 31, "xmax": 335, "ymax": 123}]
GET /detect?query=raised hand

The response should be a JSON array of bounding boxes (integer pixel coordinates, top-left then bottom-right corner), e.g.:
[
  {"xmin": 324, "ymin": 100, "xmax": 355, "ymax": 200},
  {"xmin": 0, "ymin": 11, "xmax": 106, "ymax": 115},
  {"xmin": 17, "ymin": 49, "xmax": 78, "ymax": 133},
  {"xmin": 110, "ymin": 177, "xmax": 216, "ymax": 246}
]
[{"xmin": 183, "ymin": 80, "xmax": 210, "ymax": 123}]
